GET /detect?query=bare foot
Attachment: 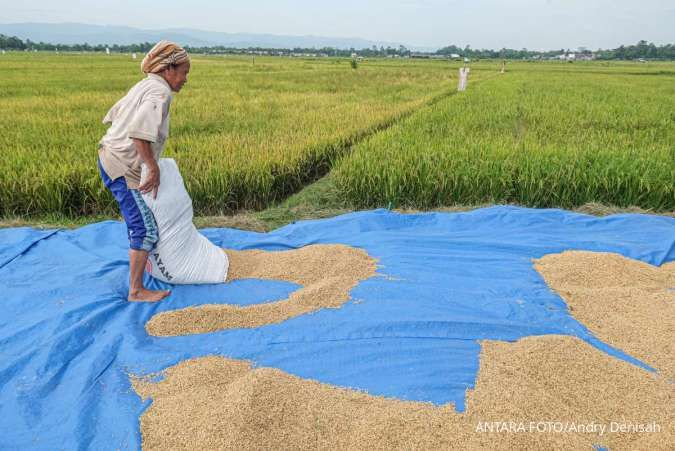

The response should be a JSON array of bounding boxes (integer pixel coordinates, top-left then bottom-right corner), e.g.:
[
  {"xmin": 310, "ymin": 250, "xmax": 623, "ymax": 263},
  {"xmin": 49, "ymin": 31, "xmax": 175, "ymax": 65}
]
[{"xmin": 128, "ymin": 288, "xmax": 171, "ymax": 303}]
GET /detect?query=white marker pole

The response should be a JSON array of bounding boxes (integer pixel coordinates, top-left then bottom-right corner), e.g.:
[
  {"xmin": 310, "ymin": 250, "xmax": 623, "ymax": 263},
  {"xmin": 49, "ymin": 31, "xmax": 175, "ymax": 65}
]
[{"xmin": 457, "ymin": 67, "xmax": 469, "ymax": 92}]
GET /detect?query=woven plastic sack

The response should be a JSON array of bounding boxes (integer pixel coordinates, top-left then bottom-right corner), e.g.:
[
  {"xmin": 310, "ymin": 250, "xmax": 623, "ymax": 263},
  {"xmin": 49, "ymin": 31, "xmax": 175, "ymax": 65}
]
[{"xmin": 140, "ymin": 158, "xmax": 228, "ymax": 284}]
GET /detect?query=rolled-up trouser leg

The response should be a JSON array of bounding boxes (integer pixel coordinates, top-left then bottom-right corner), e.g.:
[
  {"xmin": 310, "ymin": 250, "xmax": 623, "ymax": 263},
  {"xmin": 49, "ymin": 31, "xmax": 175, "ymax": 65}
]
[{"xmin": 98, "ymin": 158, "xmax": 158, "ymax": 252}]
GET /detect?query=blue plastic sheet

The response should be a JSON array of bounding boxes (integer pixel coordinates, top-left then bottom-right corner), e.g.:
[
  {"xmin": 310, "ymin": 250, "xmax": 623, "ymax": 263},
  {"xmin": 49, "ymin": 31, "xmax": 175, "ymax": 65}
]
[{"xmin": 1, "ymin": 207, "xmax": 673, "ymax": 450}]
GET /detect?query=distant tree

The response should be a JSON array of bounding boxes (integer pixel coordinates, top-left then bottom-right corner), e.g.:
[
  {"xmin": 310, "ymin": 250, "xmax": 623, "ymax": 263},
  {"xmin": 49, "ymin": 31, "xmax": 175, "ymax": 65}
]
[{"xmin": 0, "ymin": 34, "xmax": 26, "ymax": 50}]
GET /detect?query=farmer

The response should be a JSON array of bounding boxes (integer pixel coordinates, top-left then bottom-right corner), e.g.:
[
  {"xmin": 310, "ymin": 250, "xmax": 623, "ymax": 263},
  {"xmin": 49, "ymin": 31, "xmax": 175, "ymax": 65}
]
[{"xmin": 97, "ymin": 40, "xmax": 190, "ymax": 302}]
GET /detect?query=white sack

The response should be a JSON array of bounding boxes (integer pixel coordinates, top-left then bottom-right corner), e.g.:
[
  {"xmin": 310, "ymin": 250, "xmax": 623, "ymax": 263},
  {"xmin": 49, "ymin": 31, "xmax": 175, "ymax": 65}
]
[{"xmin": 140, "ymin": 158, "xmax": 228, "ymax": 284}]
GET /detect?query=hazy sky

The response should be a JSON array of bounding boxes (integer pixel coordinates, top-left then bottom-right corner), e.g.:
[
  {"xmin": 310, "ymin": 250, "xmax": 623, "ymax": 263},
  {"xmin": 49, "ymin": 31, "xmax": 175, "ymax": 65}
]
[{"xmin": 1, "ymin": 0, "xmax": 673, "ymax": 50}]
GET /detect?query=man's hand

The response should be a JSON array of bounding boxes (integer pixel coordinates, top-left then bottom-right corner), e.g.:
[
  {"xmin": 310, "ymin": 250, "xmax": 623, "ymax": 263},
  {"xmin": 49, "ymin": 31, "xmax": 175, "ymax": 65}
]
[
  {"xmin": 139, "ymin": 163, "xmax": 160, "ymax": 199},
  {"xmin": 133, "ymin": 138, "xmax": 160, "ymax": 199}
]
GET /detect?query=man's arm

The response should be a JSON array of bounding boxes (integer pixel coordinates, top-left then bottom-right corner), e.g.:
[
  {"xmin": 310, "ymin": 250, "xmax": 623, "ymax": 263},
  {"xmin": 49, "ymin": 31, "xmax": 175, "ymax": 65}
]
[{"xmin": 134, "ymin": 138, "xmax": 160, "ymax": 199}]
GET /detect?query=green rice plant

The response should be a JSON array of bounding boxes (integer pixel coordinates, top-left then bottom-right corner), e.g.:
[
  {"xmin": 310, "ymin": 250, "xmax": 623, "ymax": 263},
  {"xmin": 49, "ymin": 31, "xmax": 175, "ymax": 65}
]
[
  {"xmin": 334, "ymin": 63, "xmax": 675, "ymax": 211},
  {"xmin": 1, "ymin": 53, "xmax": 485, "ymax": 217}
]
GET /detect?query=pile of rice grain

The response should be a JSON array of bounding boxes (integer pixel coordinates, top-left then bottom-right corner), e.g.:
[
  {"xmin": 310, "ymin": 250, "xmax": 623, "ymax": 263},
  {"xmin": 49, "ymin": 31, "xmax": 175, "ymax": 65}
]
[
  {"xmin": 534, "ymin": 250, "xmax": 675, "ymax": 379},
  {"xmin": 132, "ymin": 335, "xmax": 673, "ymax": 450},
  {"xmin": 133, "ymin": 249, "xmax": 674, "ymax": 449},
  {"xmin": 145, "ymin": 244, "xmax": 378, "ymax": 336}
]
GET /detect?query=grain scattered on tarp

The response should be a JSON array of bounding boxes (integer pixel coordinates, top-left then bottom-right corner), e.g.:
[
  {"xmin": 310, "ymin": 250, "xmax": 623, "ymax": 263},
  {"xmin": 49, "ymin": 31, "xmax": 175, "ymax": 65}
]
[{"xmin": 146, "ymin": 244, "xmax": 378, "ymax": 336}]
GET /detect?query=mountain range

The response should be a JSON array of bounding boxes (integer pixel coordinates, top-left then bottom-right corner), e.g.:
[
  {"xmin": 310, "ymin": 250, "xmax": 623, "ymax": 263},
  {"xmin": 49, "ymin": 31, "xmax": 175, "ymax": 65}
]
[{"xmin": 0, "ymin": 23, "xmax": 434, "ymax": 51}]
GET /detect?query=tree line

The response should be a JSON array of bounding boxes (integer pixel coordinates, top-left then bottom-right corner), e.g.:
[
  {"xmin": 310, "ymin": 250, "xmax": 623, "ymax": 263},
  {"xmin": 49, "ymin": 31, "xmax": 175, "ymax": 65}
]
[
  {"xmin": 0, "ymin": 36, "xmax": 156, "ymax": 53},
  {"xmin": 1, "ymin": 34, "xmax": 673, "ymax": 60},
  {"xmin": 436, "ymin": 41, "xmax": 674, "ymax": 60}
]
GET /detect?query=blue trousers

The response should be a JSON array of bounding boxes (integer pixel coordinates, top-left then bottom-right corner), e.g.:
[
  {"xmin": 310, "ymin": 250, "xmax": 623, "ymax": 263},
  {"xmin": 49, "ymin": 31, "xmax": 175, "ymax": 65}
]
[{"xmin": 97, "ymin": 158, "xmax": 158, "ymax": 252}]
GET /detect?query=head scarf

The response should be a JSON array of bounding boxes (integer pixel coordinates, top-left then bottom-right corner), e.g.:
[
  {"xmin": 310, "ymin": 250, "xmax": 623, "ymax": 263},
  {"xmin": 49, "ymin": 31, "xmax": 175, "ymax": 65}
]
[{"xmin": 141, "ymin": 40, "xmax": 190, "ymax": 74}]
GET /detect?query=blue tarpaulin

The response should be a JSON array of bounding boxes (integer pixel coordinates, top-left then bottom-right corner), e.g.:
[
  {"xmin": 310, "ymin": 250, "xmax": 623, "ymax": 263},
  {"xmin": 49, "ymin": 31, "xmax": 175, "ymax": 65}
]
[{"xmin": 1, "ymin": 207, "xmax": 673, "ymax": 450}]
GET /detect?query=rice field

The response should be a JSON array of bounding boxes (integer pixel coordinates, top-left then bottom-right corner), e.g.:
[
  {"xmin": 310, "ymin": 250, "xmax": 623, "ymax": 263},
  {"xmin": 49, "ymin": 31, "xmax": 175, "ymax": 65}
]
[
  {"xmin": 1, "ymin": 54, "xmax": 673, "ymax": 218},
  {"xmin": 0, "ymin": 53, "xmax": 479, "ymax": 217},
  {"xmin": 334, "ymin": 63, "xmax": 675, "ymax": 210}
]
